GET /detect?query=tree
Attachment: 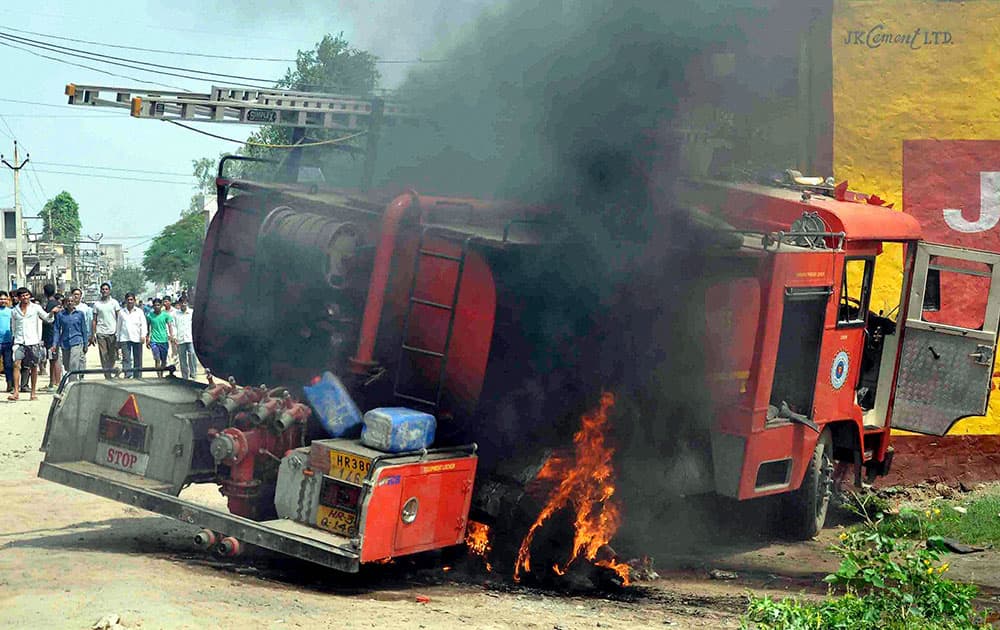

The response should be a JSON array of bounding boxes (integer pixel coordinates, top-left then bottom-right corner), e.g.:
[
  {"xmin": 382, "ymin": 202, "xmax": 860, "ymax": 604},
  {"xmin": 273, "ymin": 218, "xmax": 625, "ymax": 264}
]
[
  {"xmin": 141, "ymin": 211, "xmax": 206, "ymax": 288},
  {"xmin": 108, "ymin": 265, "xmax": 146, "ymax": 302},
  {"xmin": 187, "ymin": 156, "xmax": 217, "ymax": 215},
  {"xmin": 238, "ymin": 34, "xmax": 380, "ymax": 183},
  {"xmin": 40, "ymin": 191, "xmax": 82, "ymax": 244}
]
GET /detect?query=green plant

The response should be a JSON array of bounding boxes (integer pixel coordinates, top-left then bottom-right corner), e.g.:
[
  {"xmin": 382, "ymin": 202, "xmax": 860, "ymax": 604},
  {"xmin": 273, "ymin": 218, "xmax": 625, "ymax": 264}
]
[{"xmin": 743, "ymin": 496, "xmax": 988, "ymax": 629}]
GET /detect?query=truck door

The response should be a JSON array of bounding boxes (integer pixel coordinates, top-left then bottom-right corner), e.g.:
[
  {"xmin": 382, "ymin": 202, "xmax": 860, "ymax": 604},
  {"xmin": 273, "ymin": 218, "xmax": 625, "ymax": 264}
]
[{"xmin": 890, "ymin": 242, "xmax": 1000, "ymax": 435}]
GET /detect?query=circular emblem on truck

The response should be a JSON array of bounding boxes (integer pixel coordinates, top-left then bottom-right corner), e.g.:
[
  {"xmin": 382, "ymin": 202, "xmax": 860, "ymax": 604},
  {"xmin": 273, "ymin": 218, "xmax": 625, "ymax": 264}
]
[{"xmin": 831, "ymin": 350, "xmax": 850, "ymax": 390}]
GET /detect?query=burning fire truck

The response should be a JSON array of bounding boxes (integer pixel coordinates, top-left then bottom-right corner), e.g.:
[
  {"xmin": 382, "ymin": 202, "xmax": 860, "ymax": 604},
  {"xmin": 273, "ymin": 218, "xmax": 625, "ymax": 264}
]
[
  {"xmin": 36, "ymin": 87, "xmax": 1000, "ymax": 582},
  {"xmin": 37, "ymin": 161, "xmax": 1000, "ymax": 579}
]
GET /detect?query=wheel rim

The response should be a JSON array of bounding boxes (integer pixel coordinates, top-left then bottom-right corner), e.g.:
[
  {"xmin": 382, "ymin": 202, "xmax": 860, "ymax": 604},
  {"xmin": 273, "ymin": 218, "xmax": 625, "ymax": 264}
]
[{"xmin": 815, "ymin": 450, "xmax": 835, "ymax": 525}]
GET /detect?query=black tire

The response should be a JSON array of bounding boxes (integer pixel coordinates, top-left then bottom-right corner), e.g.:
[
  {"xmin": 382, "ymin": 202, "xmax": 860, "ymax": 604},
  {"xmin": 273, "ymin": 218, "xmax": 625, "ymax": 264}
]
[{"xmin": 784, "ymin": 430, "xmax": 834, "ymax": 540}]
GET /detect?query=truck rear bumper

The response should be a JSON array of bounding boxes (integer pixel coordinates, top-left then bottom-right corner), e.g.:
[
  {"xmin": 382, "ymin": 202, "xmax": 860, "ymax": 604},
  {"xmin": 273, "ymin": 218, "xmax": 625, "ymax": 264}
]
[{"xmin": 38, "ymin": 460, "xmax": 361, "ymax": 573}]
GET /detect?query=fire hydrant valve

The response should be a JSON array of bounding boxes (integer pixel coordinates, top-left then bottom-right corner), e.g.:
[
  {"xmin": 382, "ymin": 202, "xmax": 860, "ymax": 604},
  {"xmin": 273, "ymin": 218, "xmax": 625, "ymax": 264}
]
[{"xmin": 210, "ymin": 433, "xmax": 237, "ymax": 463}]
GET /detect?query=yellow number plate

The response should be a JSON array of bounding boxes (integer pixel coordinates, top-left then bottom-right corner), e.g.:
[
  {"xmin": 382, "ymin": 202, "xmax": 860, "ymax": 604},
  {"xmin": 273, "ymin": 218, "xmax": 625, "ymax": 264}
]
[
  {"xmin": 316, "ymin": 505, "xmax": 358, "ymax": 536},
  {"xmin": 327, "ymin": 449, "xmax": 372, "ymax": 484}
]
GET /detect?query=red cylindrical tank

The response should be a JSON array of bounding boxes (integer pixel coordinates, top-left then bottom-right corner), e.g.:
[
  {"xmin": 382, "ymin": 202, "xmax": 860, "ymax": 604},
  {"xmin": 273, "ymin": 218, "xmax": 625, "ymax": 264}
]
[{"xmin": 193, "ymin": 184, "xmax": 587, "ymax": 469}]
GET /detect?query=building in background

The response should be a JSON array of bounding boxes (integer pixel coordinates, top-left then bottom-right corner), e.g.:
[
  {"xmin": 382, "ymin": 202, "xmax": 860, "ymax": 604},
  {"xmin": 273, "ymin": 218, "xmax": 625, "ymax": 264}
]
[{"xmin": 99, "ymin": 243, "xmax": 125, "ymax": 273}]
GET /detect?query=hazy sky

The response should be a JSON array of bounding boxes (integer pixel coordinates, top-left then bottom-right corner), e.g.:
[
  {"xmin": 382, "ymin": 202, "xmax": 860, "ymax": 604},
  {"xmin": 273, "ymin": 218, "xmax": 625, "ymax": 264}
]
[{"xmin": 0, "ymin": 0, "xmax": 496, "ymax": 265}]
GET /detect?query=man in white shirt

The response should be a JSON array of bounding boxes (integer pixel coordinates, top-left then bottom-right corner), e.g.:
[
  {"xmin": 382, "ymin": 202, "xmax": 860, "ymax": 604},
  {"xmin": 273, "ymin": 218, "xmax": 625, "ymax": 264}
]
[
  {"xmin": 9, "ymin": 287, "xmax": 59, "ymax": 401},
  {"xmin": 117, "ymin": 292, "xmax": 148, "ymax": 379},
  {"xmin": 173, "ymin": 295, "xmax": 197, "ymax": 379},
  {"xmin": 91, "ymin": 282, "xmax": 121, "ymax": 379}
]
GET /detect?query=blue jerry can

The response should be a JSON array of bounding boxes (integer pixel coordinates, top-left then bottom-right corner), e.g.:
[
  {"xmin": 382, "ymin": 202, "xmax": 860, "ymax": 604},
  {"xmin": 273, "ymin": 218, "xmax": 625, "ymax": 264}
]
[
  {"xmin": 302, "ymin": 372, "xmax": 363, "ymax": 438},
  {"xmin": 361, "ymin": 407, "xmax": 436, "ymax": 453}
]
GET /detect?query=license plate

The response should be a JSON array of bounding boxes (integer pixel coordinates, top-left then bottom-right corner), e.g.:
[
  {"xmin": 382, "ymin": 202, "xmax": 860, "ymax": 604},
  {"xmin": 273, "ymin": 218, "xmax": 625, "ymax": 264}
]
[
  {"xmin": 327, "ymin": 449, "xmax": 372, "ymax": 484},
  {"xmin": 316, "ymin": 505, "xmax": 358, "ymax": 536},
  {"xmin": 95, "ymin": 441, "xmax": 150, "ymax": 475}
]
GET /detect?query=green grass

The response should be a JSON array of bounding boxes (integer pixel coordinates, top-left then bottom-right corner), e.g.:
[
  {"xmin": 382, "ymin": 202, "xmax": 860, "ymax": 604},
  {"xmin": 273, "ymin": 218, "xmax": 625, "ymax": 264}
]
[
  {"xmin": 872, "ymin": 492, "xmax": 1000, "ymax": 546},
  {"xmin": 927, "ymin": 494, "xmax": 1000, "ymax": 545}
]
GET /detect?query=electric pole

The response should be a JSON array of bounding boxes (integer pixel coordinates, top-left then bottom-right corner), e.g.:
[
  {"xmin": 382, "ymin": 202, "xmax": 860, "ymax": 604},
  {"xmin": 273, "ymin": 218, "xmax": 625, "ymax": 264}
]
[{"xmin": 1, "ymin": 141, "xmax": 28, "ymax": 289}]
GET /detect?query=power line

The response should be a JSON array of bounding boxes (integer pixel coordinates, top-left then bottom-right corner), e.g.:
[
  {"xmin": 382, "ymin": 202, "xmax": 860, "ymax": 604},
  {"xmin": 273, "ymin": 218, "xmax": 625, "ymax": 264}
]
[
  {"xmin": 1, "ymin": 25, "xmax": 455, "ymax": 65},
  {"xmin": 30, "ymin": 168, "xmax": 195, "ymax": 185},
  {"xmin": 0, "ymin": 39, "xmax": 189, "ymax": 91},
  {"xmin": 25, "ymin": 160, "xmax": 51, "ymax": 208},
  {"xmin": 0, "ymin": 30, "xmax": 394, "ymax": 96},
  {"xmin": 33, "ymin": 161, "xmax": 193, "ymax": 177},
  {"xmin": 0, "ymin": 114, "xmax": 15, "ymax": 141},
  {"xmin": 0, "ymin": 30, "xmax": 283, "ymax": 85},
  {"xmin": 0, "ymin": 25, "xmax": 297, "ymax": 62},
  {"xmin": 0, "ymin": 112, "xmax": 123, "ymax": 119},
  {"xmin": 0, "ymin": 97, "xmax": 101, "ymax": 110},
  {"xmin": 0, "ymin": 8, "xmax": 306, "ymax": 44},
  {"xmin": 166, "ymin": 120, "xmax": 367, "ymax": 148}
]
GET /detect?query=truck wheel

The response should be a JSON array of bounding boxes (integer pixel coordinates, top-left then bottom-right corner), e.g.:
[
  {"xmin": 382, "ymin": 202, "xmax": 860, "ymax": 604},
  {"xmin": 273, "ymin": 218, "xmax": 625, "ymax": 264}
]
[{"xmin": 784, "ymin": 430, "xmax": 834, "ymax": 540}]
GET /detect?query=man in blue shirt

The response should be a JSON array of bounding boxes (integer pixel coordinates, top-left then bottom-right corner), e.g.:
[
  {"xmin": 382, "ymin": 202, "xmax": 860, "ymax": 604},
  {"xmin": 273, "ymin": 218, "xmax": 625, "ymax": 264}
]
[
  {"xmin": 52, "ymin": 296, "xmax": 89, "ymax": 382},
  {"xmin": 0, "ymin": 290, "xmax": 12, "ymax": 392}
]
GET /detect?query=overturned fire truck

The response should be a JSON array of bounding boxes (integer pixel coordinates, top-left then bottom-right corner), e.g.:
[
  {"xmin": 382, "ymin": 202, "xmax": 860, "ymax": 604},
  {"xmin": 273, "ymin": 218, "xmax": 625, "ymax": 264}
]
[{"xmin": 37, "ymin": 163, "xmax": 1000, "ymax": 574}]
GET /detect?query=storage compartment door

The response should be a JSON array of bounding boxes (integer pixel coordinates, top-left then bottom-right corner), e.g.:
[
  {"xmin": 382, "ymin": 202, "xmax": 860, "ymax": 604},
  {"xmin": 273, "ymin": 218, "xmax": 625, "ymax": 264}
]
[{"xmin": 890, "ymin": 243, "xmax": 1000, "ymax": 435}]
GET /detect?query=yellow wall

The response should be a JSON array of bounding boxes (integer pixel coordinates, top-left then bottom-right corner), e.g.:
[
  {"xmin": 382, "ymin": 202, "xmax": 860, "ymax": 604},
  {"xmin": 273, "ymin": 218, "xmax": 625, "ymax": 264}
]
[{"xmin": 833, "ymin": 0, "xmax": 1000, "ymax": 434}]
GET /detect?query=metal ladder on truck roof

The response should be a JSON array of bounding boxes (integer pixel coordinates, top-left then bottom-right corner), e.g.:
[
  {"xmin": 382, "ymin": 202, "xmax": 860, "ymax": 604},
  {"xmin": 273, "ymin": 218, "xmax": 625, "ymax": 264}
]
[{"xmin": 393, "ymin": 228, "xmax": 471, "ymax": 409}]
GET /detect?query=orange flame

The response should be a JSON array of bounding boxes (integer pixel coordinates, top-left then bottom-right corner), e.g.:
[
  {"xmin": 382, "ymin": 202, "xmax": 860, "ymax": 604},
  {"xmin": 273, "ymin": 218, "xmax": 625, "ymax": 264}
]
[
  {"xmin": 514, "ymin": 392, "xmax": 630, "ymax": 585},
  {"xmin": 465, "ymin": 520, "xmax": 493, "ymax": 572}
]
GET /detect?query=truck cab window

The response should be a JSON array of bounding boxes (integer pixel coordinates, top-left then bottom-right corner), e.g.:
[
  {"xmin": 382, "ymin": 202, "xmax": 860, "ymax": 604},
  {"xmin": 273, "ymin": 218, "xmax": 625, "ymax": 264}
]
[
  {"xmin": 838, "ymin": 258, "xmax": 874, "ymax": 327},
  {"xmin": 921, "ymin": 256, "xmax": 992, "ymax": 330}
]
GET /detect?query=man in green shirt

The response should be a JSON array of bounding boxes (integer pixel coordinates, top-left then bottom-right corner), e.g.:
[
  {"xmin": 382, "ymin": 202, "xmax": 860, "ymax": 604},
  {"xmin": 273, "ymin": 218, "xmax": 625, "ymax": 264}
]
[{"xmin": 145, "ymin": 298, "xmax": 175, "ymax": 377}]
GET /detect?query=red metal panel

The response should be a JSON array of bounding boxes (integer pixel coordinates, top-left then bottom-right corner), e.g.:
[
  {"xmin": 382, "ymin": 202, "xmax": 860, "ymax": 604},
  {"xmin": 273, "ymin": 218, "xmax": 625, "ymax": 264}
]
[
  {"xmin": 358, "ymin": 469, "xmax": 403, "ymax": 563},
  {"xmin": 705, "ymin": 278, "xmax": 760, "ymax": 434},
  {"xmin": 359, "ymin": 455, "xmax": 476, "ymax": 563},
  {"xmin": 687, "ymin": 180, "xmax": 922, "ymax": 242},
  {"xmin": 738, "ymin": 423, "xmax": 817, "ymax": 499}
]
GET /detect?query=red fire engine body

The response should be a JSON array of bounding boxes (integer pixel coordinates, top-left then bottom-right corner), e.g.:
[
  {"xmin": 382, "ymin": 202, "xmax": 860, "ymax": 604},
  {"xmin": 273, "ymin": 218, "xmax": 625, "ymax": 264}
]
[{"xmin": 38, "ymin": 168, "xmax": 1000, "ymax": 571}]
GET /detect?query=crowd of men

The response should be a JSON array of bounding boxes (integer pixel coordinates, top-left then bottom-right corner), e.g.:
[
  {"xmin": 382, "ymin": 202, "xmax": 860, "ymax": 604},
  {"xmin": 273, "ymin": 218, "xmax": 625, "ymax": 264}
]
[{"xmin": 0, "ymin": 283, "xmax": 198, "ymax": 401}]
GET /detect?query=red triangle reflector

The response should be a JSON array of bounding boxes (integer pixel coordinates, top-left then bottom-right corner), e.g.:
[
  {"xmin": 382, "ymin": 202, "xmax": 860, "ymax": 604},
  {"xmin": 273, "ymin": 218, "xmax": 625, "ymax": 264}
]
[{"xmin": 118, "ymin": 394, "xmax": 141, "ymax": 420}]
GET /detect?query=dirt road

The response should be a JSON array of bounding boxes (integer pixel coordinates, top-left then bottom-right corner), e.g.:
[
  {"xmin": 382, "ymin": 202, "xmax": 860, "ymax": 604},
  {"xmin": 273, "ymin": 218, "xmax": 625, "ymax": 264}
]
[{"xmin": 2, "ymin": 354, "xmax": 999, "ymax": 629}]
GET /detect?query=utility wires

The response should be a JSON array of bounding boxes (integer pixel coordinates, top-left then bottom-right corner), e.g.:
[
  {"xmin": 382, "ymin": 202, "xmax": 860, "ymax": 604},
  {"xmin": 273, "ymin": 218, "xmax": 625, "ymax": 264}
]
[
  {"xmin": 0, "ymin": 25, "xmax": 297, "ymax": 62},
  {"xmin": 165, "ymin": 120, "xmax": 367, "ymax": 148}
]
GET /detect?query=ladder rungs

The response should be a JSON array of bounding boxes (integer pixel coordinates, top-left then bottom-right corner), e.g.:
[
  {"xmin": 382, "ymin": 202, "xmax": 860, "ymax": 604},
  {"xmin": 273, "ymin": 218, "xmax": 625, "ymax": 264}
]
[
  {"xmin": 401, "ymin": 344, "xmax": 445, "ymax": 358},
  {"xmin": 394, "ymin": 392, "xmax": 437, "ymax": 407},
  {"xmin": 410, "ymin": 297, "xmax": 453, "ymax": 310},
  {"xmin": 419, "ymin": 249, "xmax": 463, "ymax": 262}
]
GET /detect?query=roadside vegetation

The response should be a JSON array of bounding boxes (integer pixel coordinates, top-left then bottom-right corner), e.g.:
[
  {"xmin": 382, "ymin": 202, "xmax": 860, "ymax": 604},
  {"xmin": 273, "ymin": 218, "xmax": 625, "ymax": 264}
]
[
  {"xmin": 875, "ymin": 493, "xmax": 1000, "ymax": 547},
  {"xmin": 742, "ymin": 490, "xmax": 1000, "ymax": 629}
]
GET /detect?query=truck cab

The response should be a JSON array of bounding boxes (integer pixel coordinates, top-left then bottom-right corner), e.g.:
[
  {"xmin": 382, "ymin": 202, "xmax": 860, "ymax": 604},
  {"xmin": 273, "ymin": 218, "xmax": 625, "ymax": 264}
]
[{"xmin": 688, "ymin": 180, "xmax": 1000, "ymax": 536}]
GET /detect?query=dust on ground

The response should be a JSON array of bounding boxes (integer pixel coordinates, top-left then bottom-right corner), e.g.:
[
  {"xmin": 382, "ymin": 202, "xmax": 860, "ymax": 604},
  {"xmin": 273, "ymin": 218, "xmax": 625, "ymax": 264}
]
[{"xmin": 3, "ymin": 352, "xmax": 1000, "ymax": 628}]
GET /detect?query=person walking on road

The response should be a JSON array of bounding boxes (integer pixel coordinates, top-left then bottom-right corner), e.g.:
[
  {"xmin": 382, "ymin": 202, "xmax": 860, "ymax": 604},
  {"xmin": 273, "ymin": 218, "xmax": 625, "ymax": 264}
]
[
  {"xmin": 117, "ymin": 293, "xmax": 147, "ymax": 379},
  {"xmin": 52, "ymin": 295, "xmax": 89, "ymax": 383},
  {"xmin": 0, "ymin": 291, "xmax": 13, "ymax": 393},
  {"xmin": 173, "ymin": 295, "xmax": 197, "ymax": 379},
  {"xmin": 71, "ymin": 288, "xmax": 93, "ymax": 341},
  {"xmin": 146, "ymin": 298, "xmax": 174, "ymax": 377},
  {"xmin": 9, "ymin": 287, "xmax": 59, "ymax": 401},
  {"xmin": 162, "ymin": 295, "xmax": 177, "ymax": 367},
  {"xmin": 91, "ymin": 283, "xmax": 121, "ymax": 379},
  {"xmin": 41, "ymin": 284, "xmax": 61, "ymax": 389}
]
